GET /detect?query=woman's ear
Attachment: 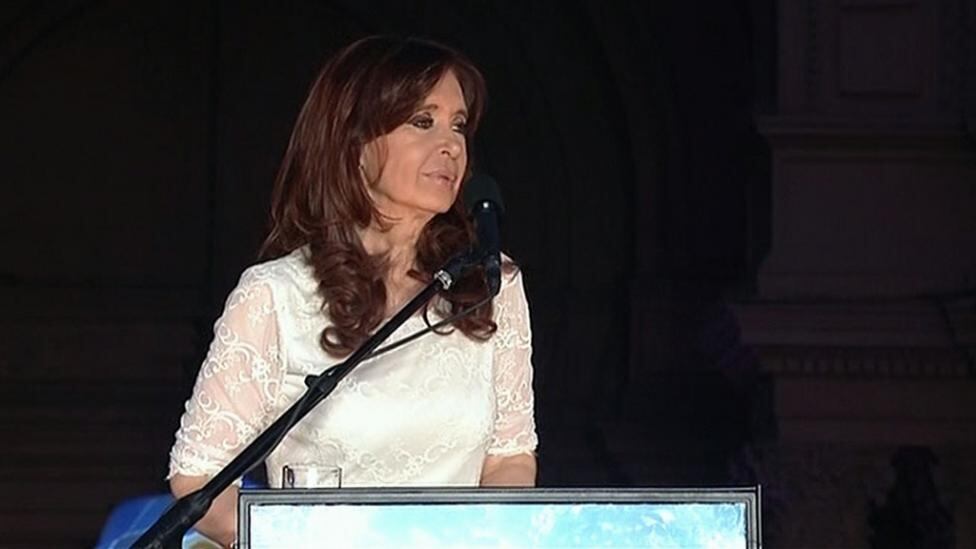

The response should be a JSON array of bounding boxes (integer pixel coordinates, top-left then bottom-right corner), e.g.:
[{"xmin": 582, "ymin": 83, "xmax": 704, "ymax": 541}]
[{"xmin": 359, "ymin": 139, "xmax": 385, "ymax": 187}]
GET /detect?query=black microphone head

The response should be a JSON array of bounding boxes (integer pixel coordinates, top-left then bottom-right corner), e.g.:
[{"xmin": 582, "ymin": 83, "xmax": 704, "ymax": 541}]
[{"xmin": 463, "ymin": 173, "xmax": 505, "ymax": 215}]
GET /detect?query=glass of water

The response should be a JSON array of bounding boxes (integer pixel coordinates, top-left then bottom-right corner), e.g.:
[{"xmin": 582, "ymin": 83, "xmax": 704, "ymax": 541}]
[{"xmin": 280, "ymin": 464, "xmax": 342, "ymax": 489}]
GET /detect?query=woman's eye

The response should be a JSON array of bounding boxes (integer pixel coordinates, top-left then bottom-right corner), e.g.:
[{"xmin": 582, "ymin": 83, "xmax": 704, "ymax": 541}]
[
  {"xmin": 410, "ymin": 115, "xmax": 434, "ymax": 129},
  {"xmin": 452, "ymin": 119, "xmax": 469, "ymax": 133}
]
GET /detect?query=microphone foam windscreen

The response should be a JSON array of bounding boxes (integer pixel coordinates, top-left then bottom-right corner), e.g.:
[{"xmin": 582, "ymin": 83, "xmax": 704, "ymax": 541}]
[{"xmin": 463, "ymin": 173, "xmax": 505, "ymax": 215}]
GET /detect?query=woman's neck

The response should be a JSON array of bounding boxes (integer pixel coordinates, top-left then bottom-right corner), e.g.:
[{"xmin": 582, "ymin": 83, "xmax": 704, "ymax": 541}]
[
  {"xmin": 359, "ymin": 219, "xmax": 424, "ymax": 274},
  {"xmin": 358, "ymin": 215, "xmax": 434, "ymax": 317},
  {"xmin": 360, "ymin": 222, "xmax": 428, "ymax": 316}
]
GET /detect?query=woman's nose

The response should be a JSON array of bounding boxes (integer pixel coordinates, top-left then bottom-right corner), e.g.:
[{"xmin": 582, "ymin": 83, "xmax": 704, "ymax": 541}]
[{"xmin": 438, "ymin": 130, "xmax": 464, "ymax": 159}]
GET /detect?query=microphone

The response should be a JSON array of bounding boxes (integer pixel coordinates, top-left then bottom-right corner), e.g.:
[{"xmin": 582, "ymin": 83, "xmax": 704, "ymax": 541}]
[{"xmin": 463, "ymin": 174, "xmax": 504, "ymax": 296}]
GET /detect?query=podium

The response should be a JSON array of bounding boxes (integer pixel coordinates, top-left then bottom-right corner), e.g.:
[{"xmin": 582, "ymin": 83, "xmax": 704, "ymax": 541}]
[{"xmin": 238, "ymin": 487, "xmax": 761, "ymax": 548}]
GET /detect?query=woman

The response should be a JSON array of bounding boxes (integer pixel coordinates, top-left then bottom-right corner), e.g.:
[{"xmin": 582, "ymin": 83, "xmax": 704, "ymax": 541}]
[{"xmin": 167, "ymin": 36, "xmax": 538, "ymax": 545}]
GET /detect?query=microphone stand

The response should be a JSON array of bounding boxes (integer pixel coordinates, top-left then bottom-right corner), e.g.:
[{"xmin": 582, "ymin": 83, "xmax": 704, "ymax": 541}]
[{"xmin": 133, "ymin": 252, "xmax": 478, "ymax": 549}]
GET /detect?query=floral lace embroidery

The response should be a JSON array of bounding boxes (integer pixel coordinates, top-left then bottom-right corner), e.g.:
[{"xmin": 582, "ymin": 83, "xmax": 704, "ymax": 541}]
[
  {"xmin": 168, "ymin": 269, "xmax": 284, "ymax": 478},
  {"xmin": 169, "ymin": 251, "xmax": 537, "ymax": 485}
]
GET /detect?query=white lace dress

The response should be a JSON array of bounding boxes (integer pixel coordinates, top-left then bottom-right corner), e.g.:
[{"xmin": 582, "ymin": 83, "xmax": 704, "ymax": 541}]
[{"xmin": 167, "ymin": 248, "xmax": 538, "ymax": 489}]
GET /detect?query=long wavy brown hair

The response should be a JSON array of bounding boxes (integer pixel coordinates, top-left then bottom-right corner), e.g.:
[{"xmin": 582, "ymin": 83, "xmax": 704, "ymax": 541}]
[{"xmin": 260, "ymin": 35, "xmax": 496, "ymax": 357}]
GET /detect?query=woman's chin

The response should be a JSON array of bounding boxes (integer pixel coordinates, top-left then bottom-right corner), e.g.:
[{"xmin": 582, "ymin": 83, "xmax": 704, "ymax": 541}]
[{"xmin": 422, "ymin": 191, "xmax": 459, "ymax": 215}]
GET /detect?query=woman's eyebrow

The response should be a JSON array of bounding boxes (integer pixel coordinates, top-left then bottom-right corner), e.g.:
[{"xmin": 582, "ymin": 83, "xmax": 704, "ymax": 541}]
[{"xmin": 417, "ymin": 103, "xmax": 469, "ymax": 117}]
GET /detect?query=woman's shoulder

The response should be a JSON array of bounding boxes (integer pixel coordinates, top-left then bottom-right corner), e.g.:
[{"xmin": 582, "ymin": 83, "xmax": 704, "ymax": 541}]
[
  {"xmin": 237, "ymin": 247, "xmax": 318, "ymax": 295},
  {"xmin": 491, "ymin": 253, "xmax": 530, "ymax": 322},
  {"xmin": 499, "ymin": 252, "xmax": 526, "ymax": 293}
]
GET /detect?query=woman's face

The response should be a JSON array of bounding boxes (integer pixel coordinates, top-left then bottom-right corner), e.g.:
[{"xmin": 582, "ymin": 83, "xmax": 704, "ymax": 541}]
[{"xmin": 361, "ymin": 70, "xmax": 468, "ymax": 223}]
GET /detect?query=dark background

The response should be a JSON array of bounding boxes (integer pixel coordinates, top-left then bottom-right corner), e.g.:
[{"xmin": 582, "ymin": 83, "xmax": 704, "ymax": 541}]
[{"xmin": 1, "ymin": 1, "xmax": 974, "ymax": 547}]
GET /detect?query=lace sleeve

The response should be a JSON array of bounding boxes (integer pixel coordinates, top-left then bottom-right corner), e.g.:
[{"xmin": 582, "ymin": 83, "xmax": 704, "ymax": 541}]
[
  {"xmin": 168, "ymin": 268, "xmax": 285, "ymax": 479},
  {"xmin": 486, "ymin": 269, "xmax": 539, "ymax": 456}
]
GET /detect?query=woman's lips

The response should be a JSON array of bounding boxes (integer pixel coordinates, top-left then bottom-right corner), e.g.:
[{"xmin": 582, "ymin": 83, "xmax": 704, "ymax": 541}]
[{"xmin": 424, "ymin": 170, "xmax": 457, "ymax": 185}]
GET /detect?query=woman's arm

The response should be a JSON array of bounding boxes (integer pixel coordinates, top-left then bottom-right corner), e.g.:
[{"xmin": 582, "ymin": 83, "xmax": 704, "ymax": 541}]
[
  {"xmin": 480, "ymin": 452, "xmax": 537, "ymax": 487},
  {"xmin": 169, "ymin": 474, "xmax": 239, "ymax": 547},
  {"xmin": 167, "ymin": 269, "xmax": 283, "ymax": 548},
  {"xmin": 483, "ymin": 270, "xmax": 539, "ymax": 486}
]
